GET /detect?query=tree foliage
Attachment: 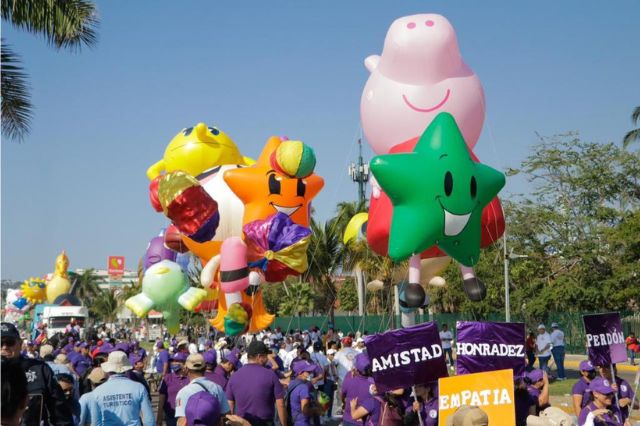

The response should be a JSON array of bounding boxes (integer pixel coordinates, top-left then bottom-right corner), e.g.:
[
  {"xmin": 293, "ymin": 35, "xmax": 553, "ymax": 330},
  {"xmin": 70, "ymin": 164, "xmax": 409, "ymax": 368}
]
[
  {"xmin": 277, "ymin": 282, "xmax": 316, "ymax": 316},
  {"xmin": 337, "ymin": 278, "xmax": 359, "ymax": 313}
]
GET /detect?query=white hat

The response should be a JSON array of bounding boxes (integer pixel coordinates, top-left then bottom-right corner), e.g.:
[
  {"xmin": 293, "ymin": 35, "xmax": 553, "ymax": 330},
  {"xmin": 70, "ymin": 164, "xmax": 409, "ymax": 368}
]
[
  {"xmin": 537, "ymin": 324, "xmax": 546, "ymax": 329},
  {"xmin": 177, "ymin": 339, "xmax": 189, "ymax": 348},
  {"xmin": 551, "ymin": 322, "xmax": 559, "ymax": 328},
  {"xmin": 326, "ymin": 349, "xmax": 337, "ymax": 356},
  {"xmin": 356, "ymin": 338, "xmax": 364, "ymax": 343},
  {"xmin": 101, "ymin": 350, "xmax": 133, "ymax": 373}
]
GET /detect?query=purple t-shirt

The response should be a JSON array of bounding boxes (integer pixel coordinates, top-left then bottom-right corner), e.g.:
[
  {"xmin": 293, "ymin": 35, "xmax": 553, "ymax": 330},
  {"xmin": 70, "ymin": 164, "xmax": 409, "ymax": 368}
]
[
  {"xmin": 289, "ymin": 379, "xmax": 312, "ymax": 426},
  {"xmin": 341, "ymin": 372, "xmax": 374, "ymax": 424},
  {"xmin": 613, "ymin": 376, "xmax": 634, "ymax": 421},
  {"xmin": 359, "ymin": 396, "xmax": 381, "ymax": 426},
  {"xmin": 206, "ymin": 365, "xmax": 229, "ymax": 390},
  {"xmin": 226, "ymin": 363, "xmax": 284, "ymax": 422},
  {"xmin": 571, "ymin": 377, "xmax": 592, "ymax": 408},
  {"xmin": 404, "ymin": 397, "xmax": 438, "ymax": 426},
  {"xmin": 156, "ymin": 350, "xmax": 170, "ymax": 373},
  {"xmin": 158, "ymin": 372, "xmax": 189, "ymax": 416},
  {"xmin": 577, "ymin": 402, "xmax": 624, "ymax": 426}
]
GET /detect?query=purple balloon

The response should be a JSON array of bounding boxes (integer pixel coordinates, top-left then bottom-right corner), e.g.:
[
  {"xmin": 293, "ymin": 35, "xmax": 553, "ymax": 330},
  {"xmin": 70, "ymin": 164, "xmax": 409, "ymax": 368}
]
[{"xmin": 144, "ymin": 236, "xmax": 177, "ymax": 270}]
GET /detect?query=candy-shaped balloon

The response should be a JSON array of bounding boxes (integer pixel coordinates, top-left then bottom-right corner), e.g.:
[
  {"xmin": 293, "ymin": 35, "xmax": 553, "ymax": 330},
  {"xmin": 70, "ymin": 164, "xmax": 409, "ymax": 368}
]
[
  {"xmin": 219, "ymin": 237, "xmax": 250, "ymax": 293},
  {"xmin": 370, "ymin": 113, "xmax": 505, "ymax": 266},
  {"xmin": 146, "ymin": 122, "xmax": 250, "ymax": 180},
  {"xmin": 361, "ymin": 14, "xmax": 485, "ymax": 154}
]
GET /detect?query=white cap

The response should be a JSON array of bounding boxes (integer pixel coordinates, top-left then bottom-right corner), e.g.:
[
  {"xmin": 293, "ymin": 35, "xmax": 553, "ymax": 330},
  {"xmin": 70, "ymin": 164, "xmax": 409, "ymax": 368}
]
[
  {"xmin": 326, "ymin": 349, "xmax": 337, "ymax": 355},
  {"xmin": 551, "ymin": 322, "xmax": 559, "ymax": 328},
  {"xmin": 537, "ymin": 324, "xmax": 546, "ymax": 329},
  {"xmin": 356, "ymin": 338, "xmax": 364, "ymax": 343}
]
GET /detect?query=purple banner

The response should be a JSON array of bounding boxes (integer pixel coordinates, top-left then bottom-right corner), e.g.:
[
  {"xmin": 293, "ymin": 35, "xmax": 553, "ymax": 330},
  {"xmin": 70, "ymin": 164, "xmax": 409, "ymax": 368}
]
[
  {"xmin": 583, "ymin": 313, "xmax": 627, "ymax": 367},
  {"xmin": 364, "ymin": 322, "xmax": 448, "ymax": 392},
  {"xmin": 455, "ymin": 321, "xmax": 526, "ymax": 378}
]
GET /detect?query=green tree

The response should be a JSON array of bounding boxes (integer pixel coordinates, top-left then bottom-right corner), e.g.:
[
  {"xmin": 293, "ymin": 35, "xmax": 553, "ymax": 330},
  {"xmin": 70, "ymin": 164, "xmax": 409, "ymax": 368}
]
[
  {"xmin": 70, "ymin": 269, "xmax": 103, "ymax": 304},
  {"xmin": 262, "ymin": 282, "xmax": 287, "ymax": 314},
  {"xmin": 278, "ymin": 281, "xmax": 315, "ymax": 316},
  {"xmin": 1, "ymin": 0, "xmax": 99, "ymax": 140},
  {"xmin": 623, "ymin": 106, "xmax": 640, "ymax": 148},
  {"xmin": 89, "ymin": 289, "xmax": 118, "ymax": 323},
  {"xmin": 337, "ymin": 278, "xmax": 358, "ymax": 313}
]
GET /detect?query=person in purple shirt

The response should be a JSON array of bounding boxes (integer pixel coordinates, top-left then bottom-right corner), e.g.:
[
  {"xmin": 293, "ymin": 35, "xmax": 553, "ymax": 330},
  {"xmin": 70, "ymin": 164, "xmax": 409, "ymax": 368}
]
[
  {"xmin": 206, "ymin": 352, "xmax": 237, "ymax": 390},
  {"xmin": 157, "ymin": 352, "xmax": 189, "ymax": 426},
  {"xmin": 288, "ymin": 361, "xmax": 322, "ymax": 426},
  {"xmin": 526, "ymin": 368, "xmax": 550, "ymax": 414},
  {"xmin": 403, "ymin": 382, "xmax": 438, "ymax": 426},
  {"xmin": 578, "ymin": 377, "xmax": 626, "ymax": 426},
  {"xmin": 156, "ymin": 341, "xmax": 171, "ymax": 375},
  {"xmin": 72, "ymin": 343, "xmax": 93, "ymax": 378},
  {"xmin": 514, "ymin": 377, "xmax": 537, "ymax": 426},
  {"xmin": 341, "ymin": 352, "xmax": 375, "ymax": 426},
  {"xmin": 129, "ymin": 340, "xmax": 147, "ymax": 366},
  {"xmin": 573, "ymin": 360, "xmax": 597, "ymax": 416},
  {"xmin": 349, "ymin": 383, "xmax": 381, "ymax": 426},
  {"xmin": 598, "ymin": 364, "xmax": 635, "ymax": 423},
  {"xmin": 226, "ymin": 341, "xmax": 286, "ymax": 426}
]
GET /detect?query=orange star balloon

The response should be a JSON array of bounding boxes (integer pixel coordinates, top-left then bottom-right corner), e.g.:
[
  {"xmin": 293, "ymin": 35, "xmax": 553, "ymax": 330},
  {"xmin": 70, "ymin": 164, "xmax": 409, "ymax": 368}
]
[{"xmin": 223, "ymin": 137, "xmax": 324, "ymax": 227}]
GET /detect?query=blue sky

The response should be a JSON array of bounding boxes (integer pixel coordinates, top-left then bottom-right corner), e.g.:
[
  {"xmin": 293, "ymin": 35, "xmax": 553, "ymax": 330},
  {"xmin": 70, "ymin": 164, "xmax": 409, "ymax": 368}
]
[{"xmin": 2, "ymin": 1, "xmax": 639, "ymax": 280}]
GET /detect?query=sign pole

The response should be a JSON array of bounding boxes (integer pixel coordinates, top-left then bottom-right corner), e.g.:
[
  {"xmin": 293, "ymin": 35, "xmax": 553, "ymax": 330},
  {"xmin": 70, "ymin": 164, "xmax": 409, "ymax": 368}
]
[
  {"xmin": 628, "ymin": 367, "xmax": 639, "ymax": 419},
  {"xmin": 610, "ymin": 363, "xmax": 620, "ymax": 410},
  {"xmin": 411, "ymin": 385, "xmax": 424, "ymax": 426}
]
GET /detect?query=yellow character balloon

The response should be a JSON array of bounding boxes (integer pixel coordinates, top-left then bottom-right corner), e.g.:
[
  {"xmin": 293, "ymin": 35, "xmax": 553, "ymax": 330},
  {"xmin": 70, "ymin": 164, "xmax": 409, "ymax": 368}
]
[
  {"xmin": 46, "ymin": 251, "xmax": 72, "ymax": 303},
  {"xmin": 21, "ymin": 277, "xmax": 47, "ymax": 304},
  {"xmin": 146, "ymin": 122, "xmax": 252, "ymax": 180}
]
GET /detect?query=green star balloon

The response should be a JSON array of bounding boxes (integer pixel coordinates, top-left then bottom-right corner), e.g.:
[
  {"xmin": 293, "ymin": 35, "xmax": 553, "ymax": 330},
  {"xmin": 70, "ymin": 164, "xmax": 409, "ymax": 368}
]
[{"xmin": 370, "ymin": 112, "xmax": 506, "ymax": 266}]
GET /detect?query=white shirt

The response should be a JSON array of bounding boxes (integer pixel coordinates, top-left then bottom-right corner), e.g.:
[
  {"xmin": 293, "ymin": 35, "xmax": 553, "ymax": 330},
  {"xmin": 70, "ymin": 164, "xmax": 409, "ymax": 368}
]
[
  {"xmin": 440, "ymin": 330, "xmax": 453, "ymax": 349},
  {"xmin": 536, "ymin": 332, "xmax": 552, "ymax": 357},
  {"xmin": 334, "ymin": 347, "xmax": 358, "ymax": 382},
  {"xmin": 550, "ymin": 329, "xmax": 565, "ymax": 347}
]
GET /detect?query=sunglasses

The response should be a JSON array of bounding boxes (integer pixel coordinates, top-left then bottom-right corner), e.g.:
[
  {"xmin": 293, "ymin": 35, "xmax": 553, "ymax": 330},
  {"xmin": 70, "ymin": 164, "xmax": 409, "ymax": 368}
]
[{"xmin": 1, "ymin": 337, "xmax": 18, "ymax": 347}]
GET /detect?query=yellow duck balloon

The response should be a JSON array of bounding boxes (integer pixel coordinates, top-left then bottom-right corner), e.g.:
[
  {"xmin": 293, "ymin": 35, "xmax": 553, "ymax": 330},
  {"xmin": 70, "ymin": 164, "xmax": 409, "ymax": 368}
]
[
  {"xmin": 46, "ymin": 251, "xmax": 72, "ymax": 303},
  {"xmin": 146, "ymin": 122, "xmax": 253, "ymax": 180}
]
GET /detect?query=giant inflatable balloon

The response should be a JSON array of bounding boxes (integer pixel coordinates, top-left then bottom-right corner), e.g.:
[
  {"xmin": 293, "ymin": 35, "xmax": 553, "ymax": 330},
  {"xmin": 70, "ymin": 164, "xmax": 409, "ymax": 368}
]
[
  {"xmin": 146, "ymin": 122, "xmax": 251, "ymax": 180},
  {"xmin": 46, "ymin": 251, "xmax": 72, "ymax": 303},
  {"xmin": 361, "ymin": 14, "xmax": 485, "ymax": 155},
  {"xmin": 21, "ymin": 277, "xmax": 47, "ymax": 304},
  {"xmin": 370, "ymin": 113, "xmax": 505, "ymax": 266},
  {"xmin": 143, "ymin": 232, "xmax": 178, "ymax": 271},
  {"xmin": 125, "ymin": 260, "xmax": 206, "ymax": 334}
]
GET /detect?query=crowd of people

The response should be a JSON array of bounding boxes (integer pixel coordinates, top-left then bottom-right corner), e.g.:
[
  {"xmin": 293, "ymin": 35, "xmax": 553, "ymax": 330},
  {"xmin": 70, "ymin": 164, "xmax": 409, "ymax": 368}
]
[{"xmin": 1, "ymin": 320, "xmax": 638, "ymax": 426}]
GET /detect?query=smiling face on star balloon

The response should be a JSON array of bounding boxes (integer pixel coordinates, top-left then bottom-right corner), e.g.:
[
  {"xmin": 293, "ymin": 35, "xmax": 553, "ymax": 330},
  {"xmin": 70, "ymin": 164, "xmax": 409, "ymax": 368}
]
[
  {"xmin": 223, "ymin": 137, "xmax": 324, "ymax": 227},
  {"xmin": 361, "ymin": 14, "xmax": 485, "ymax": 154},
  {"xmin": 370, "ymin": 113, "xmax": 505, "ymax": 266}
]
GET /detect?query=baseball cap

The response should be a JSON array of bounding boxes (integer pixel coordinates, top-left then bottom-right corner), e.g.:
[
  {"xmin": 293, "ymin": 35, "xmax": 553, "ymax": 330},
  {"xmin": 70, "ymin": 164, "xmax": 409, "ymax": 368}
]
[
  {"xmin": 115, "ymin": 342, "xmax": 130, "ymax": 354},
  {"xmin": 579, "ymin": 360, "xmax": 595, "ymax": 371},
  {"xmin": 341, "ymin": 337, "xmax": 353, "ymax": 347},
  {"xmin": 326, "ymin": 349, "xmax": 337, "ymax": 356},
  {"xmin": 156, "ymin": 341, "xmax": 164, "ymax": 349},
  {"xmin": 172, "ymin": 352, "xmax": 188, "ymax": 363},
  {"xmin": 292, "ymin": 361, "xmax": 316, "ymax": 376},
  {"xmin": 589, "ymin": 377, "xmax": 615, "ymax": 395},
  {"xmin": 186, "ymin": 353, "xmax": 206, "ymax": 370},
  {"xmin": 1, "ymin": 322, "xmax": 21, "ymax": 339},
  {"xmin": 185, "ymin": 390, "xmax": 221, "ymax": 426},
  {"xmin": 537, "ymin": 324, "xmax": 546, "ymax": 330},
  {"xmin": 445, "ymin": 405, "xmax": 489, "ymax": 426},
  {"xmin": 356, "ymin": 337, "xmax": 364, "ymax": 343},
  {"xmin": 355, "ymin": 353, "xmax": 371, "ymax": 374},
  {"xmin": 527, "ymin": 369, "xmax": 544, "ymax": 383},
  {"xmin": 247, "ymin": 340, "xmax": 270, "ymax": 357},
  {"xmin": 551, "ymin": 322, "xmax": 559, "ymax": 328},
  {"xmin": 177, "ymin": 339, "xmax": 189, "ymax": 348},
  {"xmin": 202, "ymin": 351, "xmax": 216, "ymax": 365}
]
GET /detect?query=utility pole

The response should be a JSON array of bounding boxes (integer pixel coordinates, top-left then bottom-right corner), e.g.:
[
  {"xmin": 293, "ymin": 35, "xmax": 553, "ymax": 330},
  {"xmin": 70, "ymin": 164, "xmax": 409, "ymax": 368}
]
[
  {"xmin": 348, "ymin": 138, "xmax": 370, "ymax": 318},
  {"xmin": 503, "ymin": 229, "xmax": 528, "ymax": 322}
]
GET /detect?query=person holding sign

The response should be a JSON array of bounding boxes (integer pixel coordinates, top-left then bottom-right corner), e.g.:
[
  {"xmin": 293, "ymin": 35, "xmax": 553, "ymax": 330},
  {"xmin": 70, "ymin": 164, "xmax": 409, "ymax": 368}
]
[
  {"xmin": 578, "ymin": 377, "xmax": 628, "ymax": 426},
  {"xmin": 404, "ymin": 382, "xmax": 438, "ymax": 426},
  {"xmin": 597, "ymin": 364, "xmax": 635, "ymax": 423}
]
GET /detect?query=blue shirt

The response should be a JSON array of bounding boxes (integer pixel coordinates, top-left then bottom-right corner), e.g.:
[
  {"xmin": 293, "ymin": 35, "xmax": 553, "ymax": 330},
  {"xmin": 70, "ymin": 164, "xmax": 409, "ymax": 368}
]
[
  {"xmin": 174, "ymin": 377, "xmax": 229, "ymax": 418},
  {"xmin": 89, "ymin": 374, "xmax": 155, "ymax": 426},
  {"xmin": 79, "ymin": 392, "xmax": 94, "ymax": 426}
]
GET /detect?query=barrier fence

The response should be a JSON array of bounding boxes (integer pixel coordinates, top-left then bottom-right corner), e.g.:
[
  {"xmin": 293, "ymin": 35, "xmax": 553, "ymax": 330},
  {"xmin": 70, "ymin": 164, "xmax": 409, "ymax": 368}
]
[{"xmin": 272, "ymin": 311, "xmax": 640, "ymax": 354}]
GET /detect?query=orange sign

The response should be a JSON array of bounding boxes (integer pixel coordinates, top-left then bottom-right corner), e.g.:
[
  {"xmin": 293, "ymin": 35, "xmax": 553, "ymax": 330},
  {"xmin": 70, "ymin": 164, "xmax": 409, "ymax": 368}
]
[
  {"xmin": 438, "ymin": 369, "xmax": 514, "ymax": 426},
  {"xmin": 108, "ymin": 256, "xmax": 125, "ymax": 277}
]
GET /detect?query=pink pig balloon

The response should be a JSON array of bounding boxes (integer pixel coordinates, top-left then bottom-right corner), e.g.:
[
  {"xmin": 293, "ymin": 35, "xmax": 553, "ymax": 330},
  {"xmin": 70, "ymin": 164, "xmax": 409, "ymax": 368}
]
[{"xmin": 361, "ymin": 14, "xmax": 485, "ymax": 154}]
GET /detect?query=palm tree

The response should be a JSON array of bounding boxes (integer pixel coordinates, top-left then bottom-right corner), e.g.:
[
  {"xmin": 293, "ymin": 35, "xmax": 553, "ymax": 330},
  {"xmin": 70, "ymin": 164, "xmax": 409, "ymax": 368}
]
[
  {"xmin": 304, "ymin": 218, "xmax": 344, "ymax": 324},
  {"xmin": 623, "ymin": 106, "xmax": 640, "ymax": 148},
  {"xmin": 90, "ymin": 289, "xmax": 118, "ymax": 323},
  {"xmin": 278, "ymin": 282, "xmax": 315, "ymax": 316},
  {"xmin": 1, "ymin": 0, "xmax": 99, "ymax": 141},
  {"xmin": 69, "ymin": 268, "xmax": 103, "ymax": 304}
]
